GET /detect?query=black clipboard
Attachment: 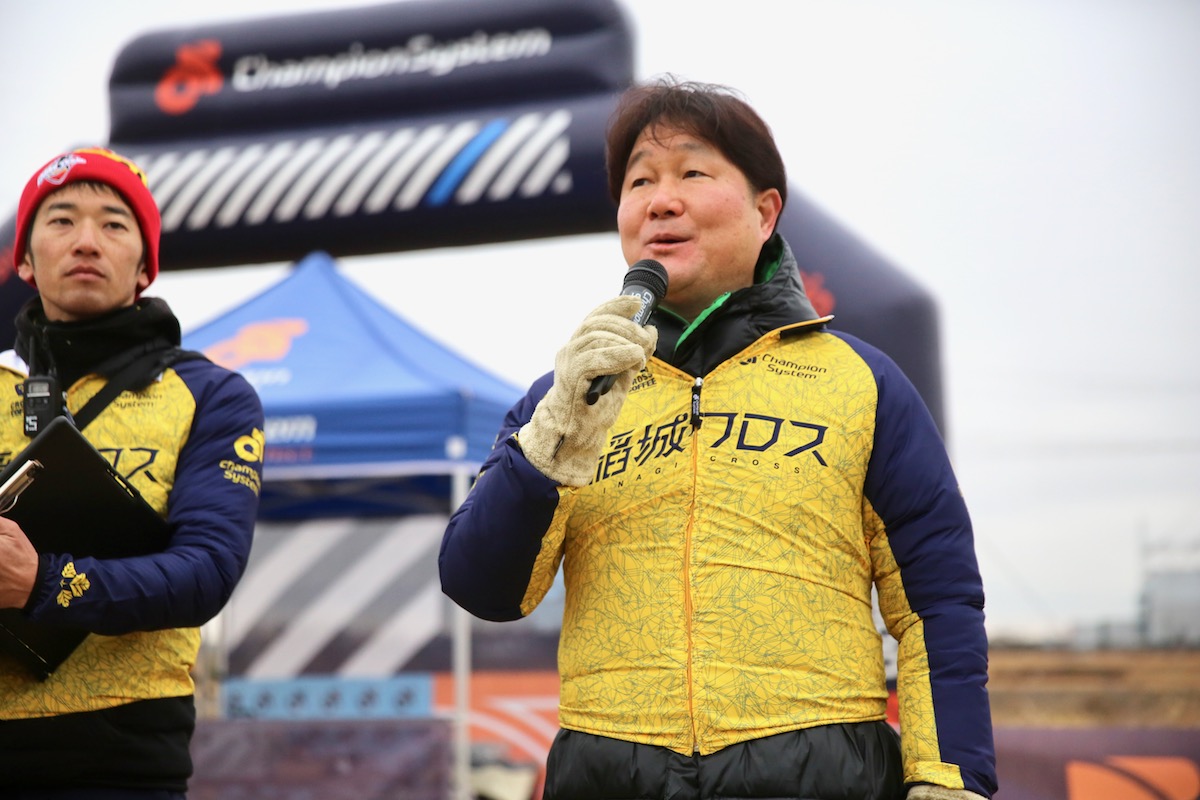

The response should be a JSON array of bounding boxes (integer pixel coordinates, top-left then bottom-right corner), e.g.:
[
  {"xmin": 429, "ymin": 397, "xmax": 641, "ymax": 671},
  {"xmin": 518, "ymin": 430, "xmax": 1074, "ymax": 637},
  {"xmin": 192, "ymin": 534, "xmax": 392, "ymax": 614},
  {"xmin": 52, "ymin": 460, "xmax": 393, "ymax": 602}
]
[{"xmin": 0, "ymin": 416, "xmax": 170, "ymax": 679}]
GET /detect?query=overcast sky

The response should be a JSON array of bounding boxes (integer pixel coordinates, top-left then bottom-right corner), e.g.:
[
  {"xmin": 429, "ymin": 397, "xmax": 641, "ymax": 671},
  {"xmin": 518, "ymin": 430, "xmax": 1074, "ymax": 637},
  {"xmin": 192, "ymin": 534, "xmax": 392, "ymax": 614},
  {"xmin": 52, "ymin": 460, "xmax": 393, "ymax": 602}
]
[{"xmin": 2, "ymin": 0, "xmax": 1198, "ymax": 639}]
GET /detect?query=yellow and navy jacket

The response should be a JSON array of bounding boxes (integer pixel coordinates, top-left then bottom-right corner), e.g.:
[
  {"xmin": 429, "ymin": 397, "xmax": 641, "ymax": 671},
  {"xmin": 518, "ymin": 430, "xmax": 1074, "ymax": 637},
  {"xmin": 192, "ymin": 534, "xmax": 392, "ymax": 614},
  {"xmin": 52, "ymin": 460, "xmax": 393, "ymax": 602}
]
[
  {"xmin": 0, "ymin": 299, "xmax": 263, "ymax": 790},
  {"xmin": 441, "ymin": 235, "xmax": 997, "ymax": 798}
]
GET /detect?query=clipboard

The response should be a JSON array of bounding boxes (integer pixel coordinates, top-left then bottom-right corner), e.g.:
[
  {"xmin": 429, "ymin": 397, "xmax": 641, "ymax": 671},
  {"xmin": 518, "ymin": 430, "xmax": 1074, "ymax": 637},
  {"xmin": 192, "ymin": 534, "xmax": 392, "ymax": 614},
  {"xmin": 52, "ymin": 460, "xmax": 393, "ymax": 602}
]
[{"xmin": 0, "ymin": 416, "xmax": 171, "ymax": 679}]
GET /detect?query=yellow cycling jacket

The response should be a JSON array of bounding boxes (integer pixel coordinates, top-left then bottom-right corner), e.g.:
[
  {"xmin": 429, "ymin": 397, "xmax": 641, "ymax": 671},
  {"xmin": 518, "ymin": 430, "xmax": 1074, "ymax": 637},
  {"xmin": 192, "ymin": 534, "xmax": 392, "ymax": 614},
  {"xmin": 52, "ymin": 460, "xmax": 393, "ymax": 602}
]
[
  {"xmin": 440, "ymin": 235, "xmax": 997, "ymax": 798},
  {"xmin": 0, "ymin": 297, "xmax": 262, "ymax": 791}
]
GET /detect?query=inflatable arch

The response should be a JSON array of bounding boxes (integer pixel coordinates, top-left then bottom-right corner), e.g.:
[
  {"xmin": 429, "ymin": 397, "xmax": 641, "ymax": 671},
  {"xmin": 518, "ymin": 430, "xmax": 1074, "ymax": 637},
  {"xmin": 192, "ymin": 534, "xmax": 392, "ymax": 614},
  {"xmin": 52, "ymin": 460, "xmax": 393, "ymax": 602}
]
[{"xmin": 0, "ymin": 0, "xmax": 944, "ymax": 430}]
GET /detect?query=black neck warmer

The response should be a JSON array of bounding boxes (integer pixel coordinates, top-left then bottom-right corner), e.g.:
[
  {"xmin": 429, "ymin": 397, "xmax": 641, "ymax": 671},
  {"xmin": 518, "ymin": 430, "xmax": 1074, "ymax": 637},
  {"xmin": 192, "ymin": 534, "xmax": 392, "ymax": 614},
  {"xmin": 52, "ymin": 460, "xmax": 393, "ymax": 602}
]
[{"xmin": 13, "ymin": 297, "xmax": 182, "ymax": 389}]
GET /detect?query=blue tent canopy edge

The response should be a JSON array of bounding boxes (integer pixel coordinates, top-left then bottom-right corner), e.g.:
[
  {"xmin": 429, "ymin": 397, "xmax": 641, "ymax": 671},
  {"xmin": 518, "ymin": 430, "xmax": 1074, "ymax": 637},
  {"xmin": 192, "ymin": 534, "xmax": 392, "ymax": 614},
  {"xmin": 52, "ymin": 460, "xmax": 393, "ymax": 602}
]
[{"xmin": 182, "ymin": 251, "xmax": 522, "ymax": 518}]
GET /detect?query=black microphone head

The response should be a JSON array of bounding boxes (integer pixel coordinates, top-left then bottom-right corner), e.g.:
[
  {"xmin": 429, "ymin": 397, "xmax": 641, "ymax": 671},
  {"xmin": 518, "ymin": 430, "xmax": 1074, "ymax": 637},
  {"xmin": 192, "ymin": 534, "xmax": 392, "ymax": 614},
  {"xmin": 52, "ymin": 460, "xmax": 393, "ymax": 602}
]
[{"xmin": 623, "ymin": 259, "xmax": 669, "ymax": 300}]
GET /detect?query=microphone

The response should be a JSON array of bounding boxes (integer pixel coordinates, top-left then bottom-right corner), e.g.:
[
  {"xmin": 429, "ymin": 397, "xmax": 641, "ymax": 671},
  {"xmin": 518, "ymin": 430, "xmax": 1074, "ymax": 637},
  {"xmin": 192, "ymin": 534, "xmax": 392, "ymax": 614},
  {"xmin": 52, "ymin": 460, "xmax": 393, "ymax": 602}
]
[{"xmin": 585, "ymin": 259, "xmax": 669, "ymax": 405}]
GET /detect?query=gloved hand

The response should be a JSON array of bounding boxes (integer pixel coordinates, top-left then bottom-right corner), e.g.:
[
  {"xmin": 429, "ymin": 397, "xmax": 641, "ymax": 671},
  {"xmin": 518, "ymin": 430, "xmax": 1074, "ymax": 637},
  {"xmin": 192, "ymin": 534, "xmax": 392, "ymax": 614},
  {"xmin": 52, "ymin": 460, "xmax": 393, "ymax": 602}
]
[
  {"xmin": 908, "ymin": 785, "xmax": 988, "ymax": 800},
  {"xmin": 518, "ymin": 294, "xmax": 657, "ymax": 486}
]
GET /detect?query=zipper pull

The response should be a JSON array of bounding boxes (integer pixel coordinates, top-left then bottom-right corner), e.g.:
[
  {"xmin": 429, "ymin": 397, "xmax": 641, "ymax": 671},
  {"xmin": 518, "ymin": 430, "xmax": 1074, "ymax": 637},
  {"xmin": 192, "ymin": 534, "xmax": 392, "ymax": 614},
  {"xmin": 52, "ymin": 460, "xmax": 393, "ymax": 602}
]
[{"xmin": 690, "ymin": 377, "xmax": 703, "ymax": 428}]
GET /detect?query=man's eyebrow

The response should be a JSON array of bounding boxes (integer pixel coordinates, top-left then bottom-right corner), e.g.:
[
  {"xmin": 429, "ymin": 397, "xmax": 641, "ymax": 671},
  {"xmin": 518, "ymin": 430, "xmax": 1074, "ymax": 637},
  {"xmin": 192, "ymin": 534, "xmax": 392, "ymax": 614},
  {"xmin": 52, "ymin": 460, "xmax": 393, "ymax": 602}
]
[
  {"xmin": 627, "ymin": 138, "xmax": 709, "ymax": 170},
  {"xmin": 44, "ymin": 200, "xmax": 132, "ymax": 218}
]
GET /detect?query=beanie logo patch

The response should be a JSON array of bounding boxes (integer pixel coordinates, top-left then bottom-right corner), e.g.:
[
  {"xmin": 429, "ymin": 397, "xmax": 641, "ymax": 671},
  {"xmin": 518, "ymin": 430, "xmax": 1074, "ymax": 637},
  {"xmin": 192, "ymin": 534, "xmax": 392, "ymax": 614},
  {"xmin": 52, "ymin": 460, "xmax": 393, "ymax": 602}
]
[{"xmin": 37, "ymin": 154, "xmax": 87, "ymax": 188}]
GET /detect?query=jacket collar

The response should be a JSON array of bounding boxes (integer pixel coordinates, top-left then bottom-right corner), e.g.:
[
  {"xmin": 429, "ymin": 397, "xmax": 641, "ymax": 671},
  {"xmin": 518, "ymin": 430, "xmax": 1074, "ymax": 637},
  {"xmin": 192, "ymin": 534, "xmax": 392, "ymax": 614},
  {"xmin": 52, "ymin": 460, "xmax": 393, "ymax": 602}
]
[
  {"xmin": 651, "ymin": 233, "xmax": 828, "ymax": 375},
  {"xmin": 14, "ymin": 296, "xmax": 182, "ymax": 387}
]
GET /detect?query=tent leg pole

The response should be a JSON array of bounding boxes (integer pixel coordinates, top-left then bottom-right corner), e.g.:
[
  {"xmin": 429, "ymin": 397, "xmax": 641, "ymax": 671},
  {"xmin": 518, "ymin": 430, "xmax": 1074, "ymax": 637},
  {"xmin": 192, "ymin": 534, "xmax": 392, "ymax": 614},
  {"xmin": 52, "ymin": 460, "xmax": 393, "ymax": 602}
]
[
  {"xmin": 452, "ymin": 604, "xmax": 472, "ymax": 800},
  {"xmin": 450, "ymin": 458, "xmax": 472, "ymax": 800}
]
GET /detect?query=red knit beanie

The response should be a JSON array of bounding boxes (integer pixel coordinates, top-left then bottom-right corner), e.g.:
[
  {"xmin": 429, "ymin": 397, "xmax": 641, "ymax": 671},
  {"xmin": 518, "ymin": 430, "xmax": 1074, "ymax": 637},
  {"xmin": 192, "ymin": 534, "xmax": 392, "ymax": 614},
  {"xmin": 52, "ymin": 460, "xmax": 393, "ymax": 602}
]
[{"xmin": 14, "ymin": 147, "xmax": 160, "ymax": 288}]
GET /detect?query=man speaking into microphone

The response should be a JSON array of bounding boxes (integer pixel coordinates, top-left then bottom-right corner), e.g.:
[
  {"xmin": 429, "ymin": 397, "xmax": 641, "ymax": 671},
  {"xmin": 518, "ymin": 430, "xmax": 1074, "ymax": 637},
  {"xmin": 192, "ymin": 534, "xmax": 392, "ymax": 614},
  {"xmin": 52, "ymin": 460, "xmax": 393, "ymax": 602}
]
[{"xmin": 440, "ymin": 77, "xmax": 996, "ymax": 800}]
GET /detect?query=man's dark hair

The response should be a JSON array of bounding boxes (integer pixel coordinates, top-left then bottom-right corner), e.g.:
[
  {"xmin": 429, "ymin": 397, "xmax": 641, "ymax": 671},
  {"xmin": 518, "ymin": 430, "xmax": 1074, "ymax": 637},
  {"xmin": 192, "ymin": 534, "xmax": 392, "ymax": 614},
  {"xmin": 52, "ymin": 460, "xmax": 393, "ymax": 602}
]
[{"xmin": 605, "ymin": 76, "xmax": 787, "ymax": 210}]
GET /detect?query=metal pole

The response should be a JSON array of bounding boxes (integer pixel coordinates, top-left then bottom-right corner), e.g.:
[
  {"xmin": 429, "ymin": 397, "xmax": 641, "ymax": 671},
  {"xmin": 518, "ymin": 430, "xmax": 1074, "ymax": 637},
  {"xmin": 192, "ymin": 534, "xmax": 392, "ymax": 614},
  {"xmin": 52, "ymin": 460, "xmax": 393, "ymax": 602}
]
[
  {"xmin": 447, "ymin": 436, "xmax": 472, "ymax": 800},
  {"xmin": 452, "ymin": 600, "xmax": 472, "ymax": 800}
]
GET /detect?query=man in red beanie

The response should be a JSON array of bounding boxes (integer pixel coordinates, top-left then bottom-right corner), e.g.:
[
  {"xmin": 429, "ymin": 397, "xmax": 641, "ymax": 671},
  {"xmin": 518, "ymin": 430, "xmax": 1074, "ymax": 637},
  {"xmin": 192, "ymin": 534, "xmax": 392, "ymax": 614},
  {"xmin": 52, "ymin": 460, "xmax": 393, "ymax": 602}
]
[{"xmin": 0, "ymin": 147, "xmax": 265, "ymax": 798}]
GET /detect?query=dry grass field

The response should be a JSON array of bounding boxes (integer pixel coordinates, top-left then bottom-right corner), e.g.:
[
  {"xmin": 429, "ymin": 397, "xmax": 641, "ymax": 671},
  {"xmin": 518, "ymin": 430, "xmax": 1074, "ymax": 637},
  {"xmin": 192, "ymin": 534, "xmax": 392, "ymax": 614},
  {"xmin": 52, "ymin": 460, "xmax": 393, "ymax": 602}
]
[{"xmin": 988, "ymin": 647, "xmax": 1200, "ymax": 727}]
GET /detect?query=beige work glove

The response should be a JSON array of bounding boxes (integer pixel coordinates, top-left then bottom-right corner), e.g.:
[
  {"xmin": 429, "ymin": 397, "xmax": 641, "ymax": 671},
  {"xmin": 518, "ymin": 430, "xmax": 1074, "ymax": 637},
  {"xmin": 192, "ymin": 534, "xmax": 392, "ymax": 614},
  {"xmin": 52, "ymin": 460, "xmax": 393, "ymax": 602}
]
[
  {"xmin": 908, "ymin": 786, "xmax": 988, "ymax": 800},
  {"xmin": 518, "ymin": 294, "xmax": 657, "ymax": 486}
]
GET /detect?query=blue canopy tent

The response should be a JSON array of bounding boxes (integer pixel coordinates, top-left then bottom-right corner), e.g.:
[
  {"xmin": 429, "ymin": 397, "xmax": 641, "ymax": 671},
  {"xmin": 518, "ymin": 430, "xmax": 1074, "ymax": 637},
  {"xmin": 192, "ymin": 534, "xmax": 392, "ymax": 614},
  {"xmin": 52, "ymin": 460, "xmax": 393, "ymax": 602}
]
[
  {"xmin": 182, "ymin": 251, "xmax": 522, "ymax": 520},
  {"xmin": 183, "ymin": 250, "xmax": 522, "ymax": 794}
]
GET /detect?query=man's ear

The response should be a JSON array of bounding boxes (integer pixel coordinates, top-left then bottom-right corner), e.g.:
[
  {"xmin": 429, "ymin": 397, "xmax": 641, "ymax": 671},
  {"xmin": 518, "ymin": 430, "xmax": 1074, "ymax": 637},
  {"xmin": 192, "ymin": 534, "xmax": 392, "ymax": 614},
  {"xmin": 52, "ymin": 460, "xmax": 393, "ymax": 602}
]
[
  {"xmin": 17, "ymin": 254, "xmax": 36, "ymax": 288},
  {"xmin": 756, "ymin": 187, "xmax": 783, "ymax": 239},
  {"xmin": 135, "ymin": 260, "xmax": 151, "ymax": 293}
]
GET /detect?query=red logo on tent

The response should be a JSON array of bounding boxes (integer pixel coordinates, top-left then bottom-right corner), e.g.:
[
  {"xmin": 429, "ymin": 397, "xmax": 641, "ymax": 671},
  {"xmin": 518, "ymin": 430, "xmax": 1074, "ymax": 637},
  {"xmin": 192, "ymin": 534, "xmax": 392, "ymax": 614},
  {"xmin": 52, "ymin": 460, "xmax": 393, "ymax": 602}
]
[
  {"xmin": 204, "ymin": 318, "xmax": 309, "ymax": 370},
  {"xmin": 1066, "ymin": 756, "xmax": 1200, "ymax": 800},
  {"xmin": 155, "ymin": 40, "xmax": 224, "ymax": 115}
]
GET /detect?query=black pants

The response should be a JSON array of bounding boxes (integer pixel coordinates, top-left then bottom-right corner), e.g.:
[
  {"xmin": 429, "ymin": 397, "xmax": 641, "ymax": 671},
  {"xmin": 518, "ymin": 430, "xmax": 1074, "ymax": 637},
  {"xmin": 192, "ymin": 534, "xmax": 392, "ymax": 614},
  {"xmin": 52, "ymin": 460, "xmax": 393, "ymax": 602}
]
[
  {"xmin": 543, "ymin": 722, "xmax": 904, "ymax": 800},
  {"xmin": 0, "ymin": 697, "xmax": 194, "ymax": 796}
]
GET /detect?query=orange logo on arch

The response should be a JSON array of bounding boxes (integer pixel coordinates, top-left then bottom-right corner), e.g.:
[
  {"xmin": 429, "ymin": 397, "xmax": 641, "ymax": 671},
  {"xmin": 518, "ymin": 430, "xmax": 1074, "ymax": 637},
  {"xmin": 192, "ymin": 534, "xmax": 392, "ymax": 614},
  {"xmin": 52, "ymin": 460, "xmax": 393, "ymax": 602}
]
[
  {"xmin": 0, "ymin": 245, "xmax": 14, "ymax": 285},
  {"xmin": 155, "ymin": 39, "xmax": 224, "ymax": 115},
  {"xmin": 799, "ymin": 270, "xmax": 836, "ymax": 316},
  {"xmin": 1067, "ymin": 756, "xmax": 1200, "ymax": 800},
  {"xmin": 204, "ymin": 318, "xmax": 309, "ymax": 370}
]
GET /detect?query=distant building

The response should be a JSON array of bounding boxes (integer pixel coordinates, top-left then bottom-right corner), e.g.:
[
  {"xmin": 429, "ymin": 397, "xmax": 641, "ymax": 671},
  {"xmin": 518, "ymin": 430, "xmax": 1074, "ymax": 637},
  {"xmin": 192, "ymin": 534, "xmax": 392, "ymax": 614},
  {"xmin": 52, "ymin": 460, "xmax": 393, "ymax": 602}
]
[
  {"xmin": 1139, "ymin": 541, "xmax": 1200, "ymax": 646},
  {"xmin": 1074, "ymin": 619, "xmax": 1141, "ymax": 650}
]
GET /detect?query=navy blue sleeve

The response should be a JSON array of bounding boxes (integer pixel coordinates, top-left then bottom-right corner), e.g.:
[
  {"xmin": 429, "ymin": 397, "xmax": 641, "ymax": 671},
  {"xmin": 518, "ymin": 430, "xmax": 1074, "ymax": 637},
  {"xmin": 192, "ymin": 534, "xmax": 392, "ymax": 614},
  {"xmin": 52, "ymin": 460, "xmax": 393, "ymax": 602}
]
[
  {"xmin": 439, "ymin": 371, "xmax": 565, "ymax": 621},
  {"xmin": 840, "ymin": 332, "xmax": 997, "ymax": 798}
]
